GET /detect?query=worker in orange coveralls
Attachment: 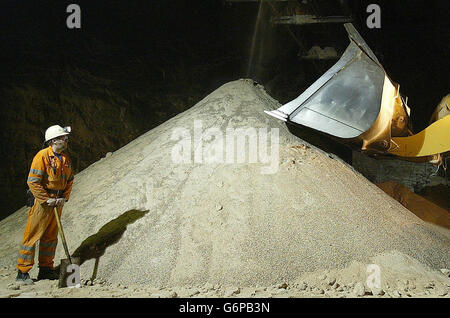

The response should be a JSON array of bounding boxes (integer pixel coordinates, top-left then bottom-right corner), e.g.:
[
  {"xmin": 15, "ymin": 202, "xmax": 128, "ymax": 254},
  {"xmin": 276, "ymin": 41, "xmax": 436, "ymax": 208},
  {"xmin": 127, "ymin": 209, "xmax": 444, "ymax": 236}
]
[{"xmin": 16, "ymin": 125, "xmax": 74, "ymax": 285}]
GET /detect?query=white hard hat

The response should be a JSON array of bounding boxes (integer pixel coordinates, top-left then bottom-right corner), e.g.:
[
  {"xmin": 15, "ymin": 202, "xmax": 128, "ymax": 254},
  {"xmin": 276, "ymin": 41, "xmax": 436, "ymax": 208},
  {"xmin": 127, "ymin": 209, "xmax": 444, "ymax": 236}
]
[{"xmin": 45, "ymin": 125, "xmax": 71, "ymax": 142}]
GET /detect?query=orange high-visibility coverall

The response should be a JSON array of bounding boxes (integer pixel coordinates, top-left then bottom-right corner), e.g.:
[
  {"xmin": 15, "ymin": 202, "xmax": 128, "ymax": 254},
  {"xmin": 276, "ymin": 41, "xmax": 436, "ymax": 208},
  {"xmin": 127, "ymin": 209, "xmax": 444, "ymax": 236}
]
[{"xmin": 17, "ymin": 146, "xmax": 74, "ymax": 273}]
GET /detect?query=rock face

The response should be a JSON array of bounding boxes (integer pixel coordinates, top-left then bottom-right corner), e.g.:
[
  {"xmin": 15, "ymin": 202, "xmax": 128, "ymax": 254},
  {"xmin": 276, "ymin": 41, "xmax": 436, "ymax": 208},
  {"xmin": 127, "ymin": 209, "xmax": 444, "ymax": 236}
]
[
  {"xmin": 0, "ymin": 79, "xmax": 448, "ymax": 287},
  {"xmin": 0, "ymin": 66, "xmax": 196, "ymax": 219},
  {"xmin": 352, "ymin": 151, "xmax": 438, "ymax": 192}
]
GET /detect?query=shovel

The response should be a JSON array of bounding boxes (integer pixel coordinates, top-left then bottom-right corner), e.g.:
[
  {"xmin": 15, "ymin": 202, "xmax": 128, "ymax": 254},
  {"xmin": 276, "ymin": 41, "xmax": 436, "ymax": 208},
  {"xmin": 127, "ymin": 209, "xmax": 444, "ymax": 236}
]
[{"xmin": 53, "ymin": 207, "xmax": 80, "ymax": 288}]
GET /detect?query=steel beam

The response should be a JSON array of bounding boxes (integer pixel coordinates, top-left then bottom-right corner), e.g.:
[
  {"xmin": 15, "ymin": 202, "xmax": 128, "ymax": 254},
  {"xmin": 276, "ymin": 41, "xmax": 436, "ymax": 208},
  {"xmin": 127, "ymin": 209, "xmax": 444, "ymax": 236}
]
[{"xmin": 272, "ymin": 15, "xmax": 353, "ymax": 25}]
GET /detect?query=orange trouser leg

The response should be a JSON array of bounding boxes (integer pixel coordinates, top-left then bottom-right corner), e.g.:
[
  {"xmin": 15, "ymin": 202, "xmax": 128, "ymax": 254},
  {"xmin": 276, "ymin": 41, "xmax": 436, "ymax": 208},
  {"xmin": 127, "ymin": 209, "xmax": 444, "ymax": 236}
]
[
  {"xmin": 38, "ymin": 207, "xmax": 62, "ymax": 269},
  {"xmin": 17, "ymin": 201, "xmax": 61, "ymax": 273}
]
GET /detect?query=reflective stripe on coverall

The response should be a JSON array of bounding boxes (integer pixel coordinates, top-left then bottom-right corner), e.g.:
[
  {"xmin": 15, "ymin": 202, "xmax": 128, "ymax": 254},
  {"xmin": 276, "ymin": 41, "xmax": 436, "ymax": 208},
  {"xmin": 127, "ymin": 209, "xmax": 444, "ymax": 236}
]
[{"xmin": 18, "ymin": 146, "xmax": 74, "ymax": 273}]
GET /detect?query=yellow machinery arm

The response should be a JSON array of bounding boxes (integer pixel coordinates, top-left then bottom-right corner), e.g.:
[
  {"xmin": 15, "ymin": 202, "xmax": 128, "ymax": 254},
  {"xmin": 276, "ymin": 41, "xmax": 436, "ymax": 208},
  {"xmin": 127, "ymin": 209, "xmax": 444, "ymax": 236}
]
[{"xmin": 388, "ymin": 115, "xmax": 450, "ymax": 157}]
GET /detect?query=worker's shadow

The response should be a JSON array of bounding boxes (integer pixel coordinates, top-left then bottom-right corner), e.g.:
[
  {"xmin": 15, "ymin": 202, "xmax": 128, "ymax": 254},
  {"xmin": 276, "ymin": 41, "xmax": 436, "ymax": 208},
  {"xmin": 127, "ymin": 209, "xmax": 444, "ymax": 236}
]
[{"xmin": 59, "ymin": 209, "xmax": 149, "ymax": 281}]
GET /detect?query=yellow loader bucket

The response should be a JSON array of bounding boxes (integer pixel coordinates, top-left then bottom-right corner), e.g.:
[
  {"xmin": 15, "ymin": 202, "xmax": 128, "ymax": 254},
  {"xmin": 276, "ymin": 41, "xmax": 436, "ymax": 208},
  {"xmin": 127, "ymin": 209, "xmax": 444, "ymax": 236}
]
[{"xmin": 265, "ymin": 23, "xmax": 450, "ymax": 161}]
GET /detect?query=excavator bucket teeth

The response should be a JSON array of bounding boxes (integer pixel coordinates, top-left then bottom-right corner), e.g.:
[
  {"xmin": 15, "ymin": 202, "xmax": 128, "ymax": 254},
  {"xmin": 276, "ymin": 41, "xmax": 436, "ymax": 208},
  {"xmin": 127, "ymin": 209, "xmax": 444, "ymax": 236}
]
[{"xmin": 265, "ymin": 23, "xmax": 386, "ymax": 139}]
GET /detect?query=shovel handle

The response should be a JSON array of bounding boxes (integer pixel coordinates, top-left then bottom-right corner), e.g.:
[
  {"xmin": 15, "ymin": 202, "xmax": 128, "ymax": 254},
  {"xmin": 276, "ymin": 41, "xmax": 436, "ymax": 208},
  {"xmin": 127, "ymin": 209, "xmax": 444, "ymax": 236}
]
[{"xmin": 53, "ymin": 207, "xmax": 73, "ymax": 264}]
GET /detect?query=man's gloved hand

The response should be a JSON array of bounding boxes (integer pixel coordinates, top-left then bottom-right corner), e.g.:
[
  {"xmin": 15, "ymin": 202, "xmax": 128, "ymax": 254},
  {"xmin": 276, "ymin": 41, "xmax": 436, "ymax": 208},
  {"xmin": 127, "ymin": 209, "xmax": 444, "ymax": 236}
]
[
  {"xmin": 56, "ymin": 198, "xmax": 66, "ymax": 207},
  {"xmin": 46, "ymin": 198, "xmax": 57, "ymax": 207}
]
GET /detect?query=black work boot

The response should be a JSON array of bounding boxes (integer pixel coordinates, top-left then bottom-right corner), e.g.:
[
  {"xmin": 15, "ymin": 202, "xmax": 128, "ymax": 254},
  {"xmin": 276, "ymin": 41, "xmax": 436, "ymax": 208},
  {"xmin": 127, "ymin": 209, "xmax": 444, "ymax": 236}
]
[
  {"xmin": 16, "ymin": 270, "xmax": 34, "ymax": 285},
  {"xmin": 37, "ymin": 267, "xmax": 59, "ymax": 280}
]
